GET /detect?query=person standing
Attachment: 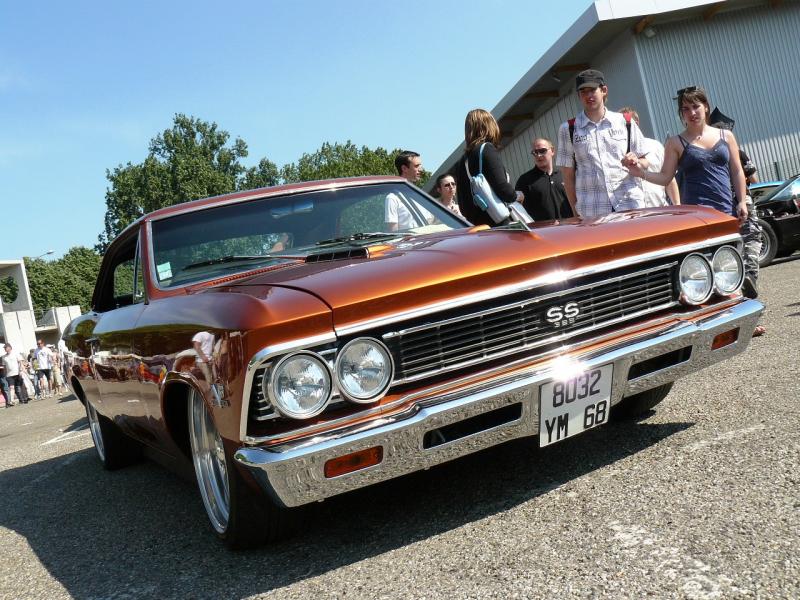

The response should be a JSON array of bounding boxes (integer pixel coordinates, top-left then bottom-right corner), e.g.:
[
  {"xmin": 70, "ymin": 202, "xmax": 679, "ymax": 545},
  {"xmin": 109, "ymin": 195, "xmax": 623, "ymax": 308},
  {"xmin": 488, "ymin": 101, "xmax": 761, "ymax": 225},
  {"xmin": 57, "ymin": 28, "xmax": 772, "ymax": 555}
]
[
  {"xmin": 626, "ymin": 87, "xmax": 748, "ymax": 223},
  {"xmin": 432, "ymin": 174, "xmax": 462, "ymax": 216},
  {"xmin": 2, "ymin": 343, "xmax": 29, "ymax": 405},
  {"xmin": 707, "ymin": 108, "xmax": 763, "ymax": 302},
  {"xmin": 618, "ymin": 106, "xmax": 680, "ymax": 207},
  {"xmin": 556, "ymin": 69, "xmax": 649, "ymax": 217},
  {"xmin": 455, "ymin": 108, "xmax": 524, "ymax": 227},
  {"xmin": 34, "ymin": 339, "xmax": 54, "ymax": 398},
  {"xmin": 514, "ymin": 137, "xmax": 574, "ymax": 221},
  {"xmin": 385, "ymin": 151, "xmax": 433, "ymax": 231}
]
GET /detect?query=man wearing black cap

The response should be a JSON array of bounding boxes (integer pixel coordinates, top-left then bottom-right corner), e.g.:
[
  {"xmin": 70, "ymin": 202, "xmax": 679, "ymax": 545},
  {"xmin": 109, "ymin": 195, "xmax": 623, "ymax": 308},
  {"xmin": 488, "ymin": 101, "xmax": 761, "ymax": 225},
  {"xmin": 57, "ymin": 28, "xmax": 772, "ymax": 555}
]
[{"xmin": 555, "ymin": 69, "xmax": 649, "ymax": 217}]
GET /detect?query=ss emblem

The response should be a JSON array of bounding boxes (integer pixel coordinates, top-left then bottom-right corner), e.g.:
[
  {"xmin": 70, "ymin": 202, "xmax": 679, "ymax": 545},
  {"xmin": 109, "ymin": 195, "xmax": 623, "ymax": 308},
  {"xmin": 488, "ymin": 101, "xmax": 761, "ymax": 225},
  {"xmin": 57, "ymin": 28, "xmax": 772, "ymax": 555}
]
[{"xmin": 545, "ymin": 302, "xmax": 580, "ymax": 327}]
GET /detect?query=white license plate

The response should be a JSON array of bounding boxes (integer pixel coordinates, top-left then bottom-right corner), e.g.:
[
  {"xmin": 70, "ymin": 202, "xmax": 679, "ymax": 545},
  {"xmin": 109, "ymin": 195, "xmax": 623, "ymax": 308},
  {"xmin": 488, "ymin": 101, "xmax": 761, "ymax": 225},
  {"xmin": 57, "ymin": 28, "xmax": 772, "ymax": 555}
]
[{"xmin": 539, "ymin": 364, "xmax": 613, "ymax": 447}]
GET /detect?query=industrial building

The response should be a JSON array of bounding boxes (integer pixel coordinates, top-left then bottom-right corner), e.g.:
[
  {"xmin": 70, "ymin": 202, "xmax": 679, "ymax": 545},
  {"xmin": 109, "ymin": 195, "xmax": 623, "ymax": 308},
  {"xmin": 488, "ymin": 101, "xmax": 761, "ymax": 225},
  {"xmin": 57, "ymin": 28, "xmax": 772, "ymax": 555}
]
[
  {"xmin": 0, "ymin": 260, "xmax": 80, "ymax": 353},
  {"xmin": 431, "ymin": 0, "xmax": 800, "ymax": 187}
]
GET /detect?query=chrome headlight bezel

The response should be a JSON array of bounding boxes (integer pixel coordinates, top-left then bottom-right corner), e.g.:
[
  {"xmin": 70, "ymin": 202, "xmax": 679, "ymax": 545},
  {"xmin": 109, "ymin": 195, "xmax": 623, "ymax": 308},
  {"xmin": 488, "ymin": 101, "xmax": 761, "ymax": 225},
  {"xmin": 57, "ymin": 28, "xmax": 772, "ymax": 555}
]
[
  {"xmin": 712, "ymin": 245, "xmax": 744, "ymax": 296},
  {"xmin": 678, "ymin": 253, "xmax": 714, "ymax": 305},
  {"xmin": 334, "ymin": 337, "xmax": 394, "ymax": 404},
  {"xmin": 265, "ymin": 351, "xmax": 332, "ymax": 419}
]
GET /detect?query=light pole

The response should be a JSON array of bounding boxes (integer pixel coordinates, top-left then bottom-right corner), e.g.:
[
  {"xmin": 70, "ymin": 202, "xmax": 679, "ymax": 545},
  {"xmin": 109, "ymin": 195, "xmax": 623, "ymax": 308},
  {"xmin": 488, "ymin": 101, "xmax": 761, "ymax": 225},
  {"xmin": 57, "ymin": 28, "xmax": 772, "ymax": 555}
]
[{"xmin": 34, "ymin": 250, "xmax": 55, "ymax": 260}]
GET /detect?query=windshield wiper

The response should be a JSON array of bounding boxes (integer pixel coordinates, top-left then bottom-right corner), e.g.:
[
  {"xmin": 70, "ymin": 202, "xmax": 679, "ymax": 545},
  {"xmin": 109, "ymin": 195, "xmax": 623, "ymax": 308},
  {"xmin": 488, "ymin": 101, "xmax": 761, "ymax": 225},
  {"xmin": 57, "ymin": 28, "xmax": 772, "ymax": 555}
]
[
  {"xmin": 314, "ymin": 232, "xmax": 405, "ymax": 246},
  {"xmin": 180, "ymin": 255, "xmax": 299, "ymax": 271}
]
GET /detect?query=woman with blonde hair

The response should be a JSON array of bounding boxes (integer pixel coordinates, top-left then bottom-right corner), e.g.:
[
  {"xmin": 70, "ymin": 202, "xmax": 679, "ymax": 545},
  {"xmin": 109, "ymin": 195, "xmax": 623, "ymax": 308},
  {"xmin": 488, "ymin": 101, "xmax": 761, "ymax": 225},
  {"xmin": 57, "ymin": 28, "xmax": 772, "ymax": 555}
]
[{"xmin": 456, "ymin": 108, "xmax": 524, "ymax": 226}]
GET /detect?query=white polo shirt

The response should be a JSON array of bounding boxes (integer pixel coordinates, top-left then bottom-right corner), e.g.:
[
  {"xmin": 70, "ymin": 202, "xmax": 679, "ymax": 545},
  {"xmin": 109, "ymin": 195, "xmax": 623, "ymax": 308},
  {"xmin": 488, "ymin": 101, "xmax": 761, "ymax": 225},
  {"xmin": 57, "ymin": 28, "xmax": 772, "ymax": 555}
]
[
  {"xmin": 385, "ymin": 192, "xmax": 435, "ymax": 230},
  {"xmin": 556, "ymin": 109, "xmax": 647, "ymax": 217}
]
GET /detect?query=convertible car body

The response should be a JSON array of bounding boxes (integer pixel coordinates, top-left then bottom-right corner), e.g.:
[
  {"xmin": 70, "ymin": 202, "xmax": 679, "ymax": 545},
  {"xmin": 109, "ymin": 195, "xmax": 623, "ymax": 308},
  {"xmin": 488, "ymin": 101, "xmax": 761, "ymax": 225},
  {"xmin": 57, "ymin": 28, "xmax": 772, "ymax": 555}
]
[{"xmin": 63, "ymin": 176, "xmax": 763, "ymax": 547}]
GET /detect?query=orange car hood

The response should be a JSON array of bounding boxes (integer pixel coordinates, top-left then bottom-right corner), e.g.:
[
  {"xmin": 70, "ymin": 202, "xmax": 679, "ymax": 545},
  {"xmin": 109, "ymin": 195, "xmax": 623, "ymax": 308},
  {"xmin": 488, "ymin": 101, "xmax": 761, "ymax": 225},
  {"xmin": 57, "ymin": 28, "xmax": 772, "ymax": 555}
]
[{"xmin": 221, "ymin": 207, "xmax": 737, "ymax": 331}]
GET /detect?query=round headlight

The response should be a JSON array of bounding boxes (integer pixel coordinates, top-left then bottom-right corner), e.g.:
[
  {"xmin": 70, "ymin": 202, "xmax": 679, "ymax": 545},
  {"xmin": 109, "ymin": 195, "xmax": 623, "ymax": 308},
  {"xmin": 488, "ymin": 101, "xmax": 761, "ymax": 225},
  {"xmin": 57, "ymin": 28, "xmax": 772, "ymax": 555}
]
[
  {"xmin": 335, "ymin": 338, "xmax": 393, "ymax": 403},
  {"xmin": 678, "ymin": 253, "xmax": 713, "ymax": 305},
  {"xmin": 712, "ymin": 246, "xmax": 744, "ymax": 295},
  {"xmin": 266, "ymin": 352, "xmax": 331, "ymax": 419}
]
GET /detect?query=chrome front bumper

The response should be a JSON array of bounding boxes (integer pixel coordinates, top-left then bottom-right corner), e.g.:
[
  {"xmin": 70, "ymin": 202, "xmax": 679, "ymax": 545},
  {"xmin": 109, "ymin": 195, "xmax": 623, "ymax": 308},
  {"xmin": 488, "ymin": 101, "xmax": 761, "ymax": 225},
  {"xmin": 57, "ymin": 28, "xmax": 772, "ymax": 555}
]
[{"xmin": 235, "ymin": 299, "xmax": 763, "ymax": 508}]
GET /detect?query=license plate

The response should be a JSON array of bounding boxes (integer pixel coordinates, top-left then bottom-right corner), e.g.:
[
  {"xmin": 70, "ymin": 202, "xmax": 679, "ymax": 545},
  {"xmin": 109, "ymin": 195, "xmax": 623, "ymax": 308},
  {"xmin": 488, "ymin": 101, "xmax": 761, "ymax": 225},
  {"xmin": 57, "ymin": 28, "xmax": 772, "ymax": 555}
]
[{"xmin": 539, "ymin": 364, "xmax": 613, "ymax": 447}]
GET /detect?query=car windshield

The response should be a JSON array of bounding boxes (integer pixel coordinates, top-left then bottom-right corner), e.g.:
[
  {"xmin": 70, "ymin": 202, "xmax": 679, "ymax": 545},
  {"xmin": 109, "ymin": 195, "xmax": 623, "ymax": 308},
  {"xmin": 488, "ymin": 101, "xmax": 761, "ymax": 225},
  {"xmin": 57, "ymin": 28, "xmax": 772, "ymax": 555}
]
[{"xmin": 150, "ymin": 182, "xmax": 467, "ymax": 287}]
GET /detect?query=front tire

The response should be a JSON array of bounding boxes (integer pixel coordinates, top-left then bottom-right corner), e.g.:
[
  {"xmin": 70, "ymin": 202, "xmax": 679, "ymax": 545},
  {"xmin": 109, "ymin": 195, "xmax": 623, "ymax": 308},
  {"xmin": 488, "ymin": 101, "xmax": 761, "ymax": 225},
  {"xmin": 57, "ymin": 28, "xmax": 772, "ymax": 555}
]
[
  {"xmin": 85, "ymin": 400, "xmax": 141, "ymax": 470},
  {"xmin": 758, "ymin": 219, "xmax": 778, "ymax": 268},
  {"xmin": 613, "ymin": 383, "xmax": 673, "ymax": 419},
  {"xmin": 188, "ymin": 388, "xmax": 293, "ymax": 549}
]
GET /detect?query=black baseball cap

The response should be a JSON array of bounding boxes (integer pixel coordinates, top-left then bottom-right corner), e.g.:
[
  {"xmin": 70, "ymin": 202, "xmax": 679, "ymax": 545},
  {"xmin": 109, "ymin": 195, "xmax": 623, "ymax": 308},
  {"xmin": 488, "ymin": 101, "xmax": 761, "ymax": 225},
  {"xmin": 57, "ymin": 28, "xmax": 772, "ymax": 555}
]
[{"xmin": 576, "ymin": 69, "xmax": 606, "ymax": 90}]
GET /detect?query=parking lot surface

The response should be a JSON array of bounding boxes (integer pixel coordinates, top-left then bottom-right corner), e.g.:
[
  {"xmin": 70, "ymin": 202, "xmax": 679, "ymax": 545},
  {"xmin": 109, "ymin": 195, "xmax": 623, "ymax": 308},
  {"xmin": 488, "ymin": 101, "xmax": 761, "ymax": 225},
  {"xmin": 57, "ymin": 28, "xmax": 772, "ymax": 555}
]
[{"xmin": 1, "ymin": 256, "xmax": 798, "ymax": 600}]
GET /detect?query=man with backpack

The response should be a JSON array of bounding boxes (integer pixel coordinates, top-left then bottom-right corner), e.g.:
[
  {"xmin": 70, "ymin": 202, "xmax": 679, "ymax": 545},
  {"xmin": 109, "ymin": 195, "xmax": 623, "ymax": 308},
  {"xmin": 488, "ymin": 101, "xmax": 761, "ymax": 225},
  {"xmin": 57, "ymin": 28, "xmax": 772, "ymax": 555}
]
[{"xmin": 556, "ymin": 69, "xmax": 650, "ymax": 217}]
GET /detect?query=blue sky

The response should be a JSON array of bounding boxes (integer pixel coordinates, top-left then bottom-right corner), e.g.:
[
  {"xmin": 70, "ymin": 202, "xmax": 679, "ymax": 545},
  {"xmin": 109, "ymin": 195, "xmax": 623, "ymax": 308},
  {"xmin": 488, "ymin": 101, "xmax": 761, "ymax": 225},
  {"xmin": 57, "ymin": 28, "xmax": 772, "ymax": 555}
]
[{"xmin": 2, "ymin": 0, "xmax": 590, "ymax": 260}]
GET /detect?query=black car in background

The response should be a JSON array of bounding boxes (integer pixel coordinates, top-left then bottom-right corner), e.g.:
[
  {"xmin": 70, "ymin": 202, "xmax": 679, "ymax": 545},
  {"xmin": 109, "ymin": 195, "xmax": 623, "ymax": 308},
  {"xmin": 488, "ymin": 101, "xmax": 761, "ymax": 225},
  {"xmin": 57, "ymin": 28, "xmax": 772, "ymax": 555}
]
[{"xmin": 756, "ymin": 173, "xmax": 800, "ymax": 267}]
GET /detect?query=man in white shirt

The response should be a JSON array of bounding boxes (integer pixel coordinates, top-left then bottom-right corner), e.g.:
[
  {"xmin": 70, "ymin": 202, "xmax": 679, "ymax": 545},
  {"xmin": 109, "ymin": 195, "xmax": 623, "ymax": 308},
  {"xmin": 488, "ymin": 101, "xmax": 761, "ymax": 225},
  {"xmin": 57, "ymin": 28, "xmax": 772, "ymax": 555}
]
[
  {"xmin": 3, "ymin": 343, "xmax": 29, "ymax": 404},
  {"xmin": 385, "ymin": 151, "xmax": 434, "ymax": 231},
  {"xmin": 618, "ymin": 106, "xmax": 679, "ymax": 207},
  {"xmin": 34, "ymin": 339, "xmax": 54, "ymax": 397},
  {"xmin": 556, "ymin": 69, "xmax": 650, "ymax": 218}
]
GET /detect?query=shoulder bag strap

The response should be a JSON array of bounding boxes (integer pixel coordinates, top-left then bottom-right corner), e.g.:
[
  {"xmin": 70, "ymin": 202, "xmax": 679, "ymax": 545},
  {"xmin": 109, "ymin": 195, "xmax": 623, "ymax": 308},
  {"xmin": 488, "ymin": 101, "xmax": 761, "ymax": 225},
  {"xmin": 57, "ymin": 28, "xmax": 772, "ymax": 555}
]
[
  {"xmin": 623, "ymin": 111, "xmax": 632, "ymax": 154},
  {"xmin": 478, "ymin": 142, "xmax": 487, "ymax": 175}
]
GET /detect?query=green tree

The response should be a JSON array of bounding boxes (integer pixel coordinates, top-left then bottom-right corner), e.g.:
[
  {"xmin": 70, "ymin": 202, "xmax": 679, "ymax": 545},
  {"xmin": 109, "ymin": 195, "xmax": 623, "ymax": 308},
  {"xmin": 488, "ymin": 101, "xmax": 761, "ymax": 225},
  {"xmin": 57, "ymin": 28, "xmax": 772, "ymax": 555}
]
[
  {"xmin": 98, "ymin": 114, "xmax": 261, "ymax": 252},
  {"xmin": 25, "ymin": 247, "xmax": 102, "ymax": 317},
  {"xmin": 282, "ymin": 141, "xmax": 430, "ymax": 186},
  {"xmin": 0, "ymin": 276, "xmax": 19, "ymax": 305}
]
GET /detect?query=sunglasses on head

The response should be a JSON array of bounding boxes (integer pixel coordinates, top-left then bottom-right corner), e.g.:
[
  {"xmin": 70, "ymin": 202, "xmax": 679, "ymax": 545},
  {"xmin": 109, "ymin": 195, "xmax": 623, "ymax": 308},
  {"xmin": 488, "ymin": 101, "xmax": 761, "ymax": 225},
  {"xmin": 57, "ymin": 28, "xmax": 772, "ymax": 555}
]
[
  {"xmin": 676, "ymin": 85, "xmax": 698, "ymax": 96},
  {"xmin": 531, "ymin": 148, "xmax": 549, "ymax": 156}
]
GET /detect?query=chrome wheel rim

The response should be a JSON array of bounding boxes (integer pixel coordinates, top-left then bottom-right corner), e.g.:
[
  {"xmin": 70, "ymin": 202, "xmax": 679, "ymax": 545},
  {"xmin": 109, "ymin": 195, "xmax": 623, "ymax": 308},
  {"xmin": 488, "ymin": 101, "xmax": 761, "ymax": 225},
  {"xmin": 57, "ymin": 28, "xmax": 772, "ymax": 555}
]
[
  {"xmin": 85, "ymin": 401, "xmax": 106, "ymax": 462},
  {"xmin": 188, "ymin": 389, "xmax": 230, "ymax": 534}
]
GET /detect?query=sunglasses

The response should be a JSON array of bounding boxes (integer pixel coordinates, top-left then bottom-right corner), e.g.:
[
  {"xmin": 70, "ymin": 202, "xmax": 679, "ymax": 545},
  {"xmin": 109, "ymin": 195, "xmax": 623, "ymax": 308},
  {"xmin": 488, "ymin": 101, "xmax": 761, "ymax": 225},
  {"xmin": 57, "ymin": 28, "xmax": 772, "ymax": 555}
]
[
  {"xmin": 531, "ymin": 148, "xmax": 549, "ymax": 156},
  {"xmin": 676, "ymin": 85, "xmax": 698, "ymax": 96},
  {"xmin": 442, "ymin": 182, "xmax": 456, "ymax": 188}
]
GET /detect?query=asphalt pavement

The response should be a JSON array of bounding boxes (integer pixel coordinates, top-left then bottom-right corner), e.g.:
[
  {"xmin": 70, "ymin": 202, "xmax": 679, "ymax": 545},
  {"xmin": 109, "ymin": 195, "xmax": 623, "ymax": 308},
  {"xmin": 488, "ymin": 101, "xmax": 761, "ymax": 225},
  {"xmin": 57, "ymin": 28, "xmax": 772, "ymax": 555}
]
[{"xmin": 1, "ymin": 255, "xmax": 798, "ymax": 600}]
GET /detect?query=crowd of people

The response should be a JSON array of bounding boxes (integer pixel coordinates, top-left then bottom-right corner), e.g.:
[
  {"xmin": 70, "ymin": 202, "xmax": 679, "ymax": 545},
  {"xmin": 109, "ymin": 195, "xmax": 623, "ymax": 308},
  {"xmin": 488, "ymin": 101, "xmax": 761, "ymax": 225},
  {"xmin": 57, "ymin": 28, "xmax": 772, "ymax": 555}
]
[
  {"xmin": 1, "ymin": 339, "xmax": 68, "ymax": 408},
  {"xmin": 405, "ymin": 69, "xmax": 765, "ymax": 335}
]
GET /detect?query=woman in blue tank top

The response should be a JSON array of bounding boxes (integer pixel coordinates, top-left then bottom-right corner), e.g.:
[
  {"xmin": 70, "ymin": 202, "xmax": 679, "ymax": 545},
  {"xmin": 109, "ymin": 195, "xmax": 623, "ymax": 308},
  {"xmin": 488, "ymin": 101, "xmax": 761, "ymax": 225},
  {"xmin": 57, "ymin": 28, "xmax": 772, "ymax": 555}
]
[{"xmin": 625, "ymin": 87, "xmax": 748, "ymax": 223}]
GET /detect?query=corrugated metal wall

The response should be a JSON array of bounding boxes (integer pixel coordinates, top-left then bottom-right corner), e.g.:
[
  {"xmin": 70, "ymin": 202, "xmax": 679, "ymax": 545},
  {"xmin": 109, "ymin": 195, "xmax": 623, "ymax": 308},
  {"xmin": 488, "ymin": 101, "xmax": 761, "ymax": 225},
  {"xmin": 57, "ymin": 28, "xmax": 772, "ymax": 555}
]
[
  {"xmin": 634, "ymin": 2, "xmax": 800, "ymax": 180},
  {"xmin": 501, "ymin": 31, "xmax": 651, "ymax": 182},
  {"xmin": 500, "ymin": 1, "xmax": 800, "ymax": 184}
]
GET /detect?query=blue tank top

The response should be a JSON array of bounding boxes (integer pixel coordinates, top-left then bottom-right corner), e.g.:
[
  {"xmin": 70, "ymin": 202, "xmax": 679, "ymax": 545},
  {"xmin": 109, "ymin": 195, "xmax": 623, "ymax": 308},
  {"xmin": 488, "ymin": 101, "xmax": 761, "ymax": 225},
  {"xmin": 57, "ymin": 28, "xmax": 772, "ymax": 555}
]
[{"xmin": 677, "ymin": 130, "xmax": 735, "ymax": 216}]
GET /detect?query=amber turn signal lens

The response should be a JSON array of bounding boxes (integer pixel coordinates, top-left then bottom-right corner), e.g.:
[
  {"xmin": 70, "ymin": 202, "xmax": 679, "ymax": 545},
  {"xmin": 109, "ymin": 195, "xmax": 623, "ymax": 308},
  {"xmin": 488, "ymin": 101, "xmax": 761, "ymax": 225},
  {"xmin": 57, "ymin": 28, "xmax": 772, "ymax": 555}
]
[
  {"xmin": 711, "ymin": 328, "xmax": 739, "ymax": 350},
  {"xmin": 324, "ymin": 446, "xmax": 383, "ymax": 478}
]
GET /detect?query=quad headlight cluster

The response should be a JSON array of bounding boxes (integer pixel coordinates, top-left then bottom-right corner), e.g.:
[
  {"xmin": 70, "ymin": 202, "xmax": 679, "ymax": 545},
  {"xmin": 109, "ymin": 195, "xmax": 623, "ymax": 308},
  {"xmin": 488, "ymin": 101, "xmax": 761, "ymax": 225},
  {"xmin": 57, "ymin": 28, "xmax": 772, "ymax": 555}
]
[
  {"xmin": 265, "ymin": 338, "xmax": 394, "ymax": 419},
  {"xmin": 678, "ymin": 246, "xmax": 744, "ymax": 305}
]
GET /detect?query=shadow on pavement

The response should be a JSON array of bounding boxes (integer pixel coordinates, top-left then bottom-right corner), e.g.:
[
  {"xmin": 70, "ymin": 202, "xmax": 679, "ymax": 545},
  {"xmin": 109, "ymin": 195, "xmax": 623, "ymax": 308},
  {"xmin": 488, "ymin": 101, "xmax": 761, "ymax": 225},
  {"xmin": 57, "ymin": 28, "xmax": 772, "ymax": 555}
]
[{"xmin": 0, "ymin": 418, "xmax": 691, "ymax": 599}]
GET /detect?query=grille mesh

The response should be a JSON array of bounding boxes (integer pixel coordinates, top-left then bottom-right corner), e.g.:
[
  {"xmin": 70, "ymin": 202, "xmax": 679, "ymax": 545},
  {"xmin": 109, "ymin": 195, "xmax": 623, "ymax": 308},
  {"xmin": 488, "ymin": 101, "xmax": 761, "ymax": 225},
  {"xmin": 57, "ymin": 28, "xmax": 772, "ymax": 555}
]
[{"xmin": 389, "ymin": 264, "xmax": 676, "ymax": 381}]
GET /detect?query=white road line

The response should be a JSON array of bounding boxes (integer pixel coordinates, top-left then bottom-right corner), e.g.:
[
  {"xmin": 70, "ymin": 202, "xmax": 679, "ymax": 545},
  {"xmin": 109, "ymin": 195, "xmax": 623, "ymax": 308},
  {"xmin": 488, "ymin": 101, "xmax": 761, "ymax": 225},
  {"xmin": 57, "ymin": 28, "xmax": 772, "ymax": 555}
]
[
  {"xmin": 20, "ymin": 422, "xmax": 32, "ymax": 426},
  {"xmin": 18, "ymin": 454, "xmax": 82, "ymax": 494},
  {"xmin": 685, "ymin": 424, "xmax": 766, "ymax": 452},
  {"xmin": 41, "ymin": 424, "xmax": 91, "ymax": 446}
]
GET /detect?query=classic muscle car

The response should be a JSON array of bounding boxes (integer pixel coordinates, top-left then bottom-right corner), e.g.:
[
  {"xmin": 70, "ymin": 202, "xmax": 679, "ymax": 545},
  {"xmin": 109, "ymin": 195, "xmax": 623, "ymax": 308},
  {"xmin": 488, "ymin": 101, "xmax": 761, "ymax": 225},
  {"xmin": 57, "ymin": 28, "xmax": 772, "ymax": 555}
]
[{"xmin": 63, "ymin": 176, "xmax": 763, "ymax": 548}]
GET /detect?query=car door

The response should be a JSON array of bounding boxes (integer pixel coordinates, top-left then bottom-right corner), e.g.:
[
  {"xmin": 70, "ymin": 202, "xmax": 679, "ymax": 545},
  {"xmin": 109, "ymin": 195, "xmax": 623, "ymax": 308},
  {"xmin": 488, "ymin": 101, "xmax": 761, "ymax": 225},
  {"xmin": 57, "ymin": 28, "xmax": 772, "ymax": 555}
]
[{"xmin": 90, "ymin": 229, "xmax": 148, "ymax": 440}]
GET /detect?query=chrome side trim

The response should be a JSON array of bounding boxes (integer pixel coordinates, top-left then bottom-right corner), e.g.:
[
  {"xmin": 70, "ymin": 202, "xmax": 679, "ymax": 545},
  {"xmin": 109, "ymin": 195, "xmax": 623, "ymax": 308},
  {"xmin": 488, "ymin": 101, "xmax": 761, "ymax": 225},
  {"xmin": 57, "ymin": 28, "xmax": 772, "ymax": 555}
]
[
  {"xmin": 235, "ymin": 299, "xmax": 763, "ymax": 507},
  {"xmin": 335, "ymin": 233, "xmax": 740, "ymax": 336},
  {"xmin": 238, "ymin": 333, "xmax": 337, "ymax": 441},
  {"xmin": 241, "ymin": 296, "xmax": 741, "ymax": 445}
]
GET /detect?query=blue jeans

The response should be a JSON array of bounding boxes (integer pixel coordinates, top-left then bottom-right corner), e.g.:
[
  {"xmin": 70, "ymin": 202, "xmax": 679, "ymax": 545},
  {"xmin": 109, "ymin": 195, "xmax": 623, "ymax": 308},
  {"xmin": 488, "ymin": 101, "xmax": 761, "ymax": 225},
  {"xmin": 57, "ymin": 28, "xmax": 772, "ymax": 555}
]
[{"xmin": 0, "ymin": 376, "xmax": 8, "ymax": 405}]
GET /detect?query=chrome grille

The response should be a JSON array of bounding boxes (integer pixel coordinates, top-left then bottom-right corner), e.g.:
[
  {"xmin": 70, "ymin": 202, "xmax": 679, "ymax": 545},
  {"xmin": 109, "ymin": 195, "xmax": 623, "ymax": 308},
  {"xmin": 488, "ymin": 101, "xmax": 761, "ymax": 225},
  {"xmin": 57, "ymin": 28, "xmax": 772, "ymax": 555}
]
[{"xmin": 385, "ymin": 263, "xmax": 677, "ymax": 382}]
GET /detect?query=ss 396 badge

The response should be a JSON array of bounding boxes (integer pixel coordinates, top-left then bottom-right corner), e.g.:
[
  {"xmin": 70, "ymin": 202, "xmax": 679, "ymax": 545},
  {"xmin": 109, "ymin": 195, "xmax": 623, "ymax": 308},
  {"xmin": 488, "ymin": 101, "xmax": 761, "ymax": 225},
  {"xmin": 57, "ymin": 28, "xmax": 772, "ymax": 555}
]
[{"xmin": 545, "ymin": 301, "xmax": 580, "ymax": 327}]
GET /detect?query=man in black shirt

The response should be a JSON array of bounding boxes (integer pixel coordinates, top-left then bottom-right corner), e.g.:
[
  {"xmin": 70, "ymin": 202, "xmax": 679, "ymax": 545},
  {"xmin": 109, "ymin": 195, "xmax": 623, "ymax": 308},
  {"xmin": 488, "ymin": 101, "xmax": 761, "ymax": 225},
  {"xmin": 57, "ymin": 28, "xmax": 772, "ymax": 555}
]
[{"xmin": 515, "ymin": 137, "xmax": 574, "ymax": 221}]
